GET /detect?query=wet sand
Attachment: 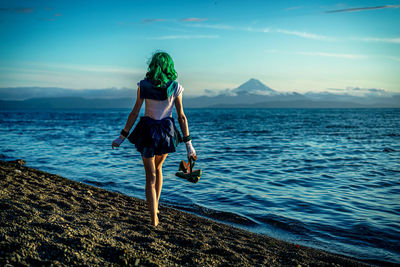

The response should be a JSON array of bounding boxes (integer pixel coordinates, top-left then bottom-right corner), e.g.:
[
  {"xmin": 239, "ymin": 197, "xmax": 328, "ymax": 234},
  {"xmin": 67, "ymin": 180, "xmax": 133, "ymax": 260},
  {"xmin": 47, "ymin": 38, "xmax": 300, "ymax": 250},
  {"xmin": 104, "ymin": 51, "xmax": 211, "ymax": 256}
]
[{"xmin": 0, "ymin": 159, "xmax": 375, "ymax": 266}]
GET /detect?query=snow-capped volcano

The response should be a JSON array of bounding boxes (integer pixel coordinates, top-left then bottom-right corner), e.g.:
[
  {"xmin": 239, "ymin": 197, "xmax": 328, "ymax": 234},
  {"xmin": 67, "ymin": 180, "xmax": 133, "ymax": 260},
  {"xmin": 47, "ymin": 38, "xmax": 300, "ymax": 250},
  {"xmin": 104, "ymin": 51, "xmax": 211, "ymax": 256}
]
[{"xmin": 232, "ymin": 78, "xmax": 276, "ymax": 95}]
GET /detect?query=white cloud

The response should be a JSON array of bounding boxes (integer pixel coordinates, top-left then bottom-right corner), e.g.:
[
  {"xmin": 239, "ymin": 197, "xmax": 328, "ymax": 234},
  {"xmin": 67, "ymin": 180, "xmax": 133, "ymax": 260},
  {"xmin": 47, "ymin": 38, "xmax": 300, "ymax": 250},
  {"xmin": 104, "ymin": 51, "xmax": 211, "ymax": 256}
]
[
  {"xmin": 325, "ymin": 5, "xmax": 400, "ymax": 13},
  {"xmin": 148, "ymin": 35, "xmax": 219, "ymax": 40},
  {"xmin": 187, "ymin": 23, "xmax": 329, "ymax": 40},
  {"xmin": 186, "ymin": 22, "xmax": 274, "ymax": 36},
  {"xmin": 22, "ymin": 62, "xmax": 142, "ymax": 75},
  {"xmin": 297, "ymin": 51, "xmax": 367, "ymax": 59},
  {"xmin": 325, "ymin": 86, "xmax": 390, "ymax": 97},
  {"xmin": 0, "ymin": 63, "xmax": 143, "ymax": 89},
  {"xmin": 242, "ymin": 26, "xmax": 270, "ymax": 33},
  {"xmin": 285, "ymin": 6, "xmax": 303, "ymax": 11},
  {"xmin": 183, "ymin": 21, "xmax": 400, "ymax": 45},
  {"xmin": 385, "ymin": 56, "xmax": 400, "ymax": 61},
  {"xmin": 187, "ymin": 23, "xmax": 234, "ymax": 30},
  {"xmin": 142, "ymin": 18, "xmax": 169, "ymax": 23},
  {"xmin": 276, "ymin": 29, "xmax": 330, "ymax": 40},
  {"xmin": 357, "ymin": 37, "xmax": 400, "ymax": 44},
  {"xmin": 186, "ymin": 22, "xmax": 270, "ymax": 33},
  {"xmin": 180, "ymin": 18, "xmax": 208, "ymax": 22}
]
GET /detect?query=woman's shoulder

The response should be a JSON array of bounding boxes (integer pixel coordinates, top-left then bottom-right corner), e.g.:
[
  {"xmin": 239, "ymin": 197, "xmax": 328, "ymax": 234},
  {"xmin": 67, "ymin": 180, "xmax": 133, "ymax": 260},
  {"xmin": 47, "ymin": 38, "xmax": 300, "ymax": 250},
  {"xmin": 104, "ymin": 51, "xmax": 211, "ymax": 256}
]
[
  {"xmin": 173, "ymin": 81, "xmax": 184, "ymax": 97},
  {"xmin": 137, "ymin": 79, "xmax": 151, "ymax": 88},
  {"xmin": 137, "ymin": 79, "xmax": 183, "ymax": 100}
]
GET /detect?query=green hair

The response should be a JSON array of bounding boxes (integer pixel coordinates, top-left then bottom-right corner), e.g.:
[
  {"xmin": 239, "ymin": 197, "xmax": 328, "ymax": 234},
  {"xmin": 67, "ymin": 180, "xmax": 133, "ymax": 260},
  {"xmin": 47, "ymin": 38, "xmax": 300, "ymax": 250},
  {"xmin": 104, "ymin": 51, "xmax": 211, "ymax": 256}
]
[{"xmin": 145, "ymin": 51, "xmax": 178, "ymax": 87}]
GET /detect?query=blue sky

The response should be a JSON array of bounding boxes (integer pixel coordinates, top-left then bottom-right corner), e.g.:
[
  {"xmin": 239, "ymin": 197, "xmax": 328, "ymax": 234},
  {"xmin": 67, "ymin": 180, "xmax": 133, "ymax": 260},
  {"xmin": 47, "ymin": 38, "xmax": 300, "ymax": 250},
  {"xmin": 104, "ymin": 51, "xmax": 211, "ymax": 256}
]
[{"xmin": 0, "ymin": 0, "xmax": 399, "ymax": 95}]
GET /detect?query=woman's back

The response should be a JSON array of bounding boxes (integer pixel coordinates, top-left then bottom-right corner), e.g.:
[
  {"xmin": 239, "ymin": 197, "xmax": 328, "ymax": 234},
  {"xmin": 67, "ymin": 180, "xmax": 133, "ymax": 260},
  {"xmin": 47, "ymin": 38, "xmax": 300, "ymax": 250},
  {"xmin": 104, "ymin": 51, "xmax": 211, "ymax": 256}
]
[{"xmin": 141, "ymin": 81, "xmax": 184, "ymax": 120}]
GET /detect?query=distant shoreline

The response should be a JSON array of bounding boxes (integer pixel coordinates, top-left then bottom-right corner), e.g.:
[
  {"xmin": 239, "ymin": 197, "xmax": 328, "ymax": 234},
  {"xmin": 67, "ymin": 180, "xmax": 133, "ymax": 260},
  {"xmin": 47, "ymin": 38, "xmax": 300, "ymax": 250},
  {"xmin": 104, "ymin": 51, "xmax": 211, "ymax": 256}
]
[
  {"xmin": 1, "ymin": 102, "xmax": 400, "ymax": 110},
  {"xmin": 2, "ymin": 79, "xmax": 399, "ymax": 109}
]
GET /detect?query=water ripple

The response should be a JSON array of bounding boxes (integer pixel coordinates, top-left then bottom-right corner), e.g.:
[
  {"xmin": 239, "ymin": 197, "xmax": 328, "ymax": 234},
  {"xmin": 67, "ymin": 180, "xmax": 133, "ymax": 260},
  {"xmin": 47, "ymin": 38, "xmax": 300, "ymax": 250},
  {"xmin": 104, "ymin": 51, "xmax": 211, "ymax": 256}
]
[{"xmin": 1, "ymin": 108, "xmax": 399, "ymax": 264}]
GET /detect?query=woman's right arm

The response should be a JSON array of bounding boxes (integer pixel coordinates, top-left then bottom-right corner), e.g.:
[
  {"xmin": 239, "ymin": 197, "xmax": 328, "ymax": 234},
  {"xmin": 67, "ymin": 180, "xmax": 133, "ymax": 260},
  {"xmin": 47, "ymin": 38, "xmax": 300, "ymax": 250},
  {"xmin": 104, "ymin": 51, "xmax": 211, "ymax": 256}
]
[
  {"xmin": 174, "ymin": 94, "xmax": 196, "ymax": 159},
  {"xmin": 174, "ymin": 94, "xmax": 189, "ymax": 137}
]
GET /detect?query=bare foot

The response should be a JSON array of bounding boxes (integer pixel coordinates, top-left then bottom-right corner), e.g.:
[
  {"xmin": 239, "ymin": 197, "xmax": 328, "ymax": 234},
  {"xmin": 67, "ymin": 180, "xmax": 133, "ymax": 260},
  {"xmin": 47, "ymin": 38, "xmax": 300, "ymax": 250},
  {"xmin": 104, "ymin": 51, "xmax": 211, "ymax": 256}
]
[{"xmin": 151, "ymin": 215, "xmax": 159, "ymax": 227}]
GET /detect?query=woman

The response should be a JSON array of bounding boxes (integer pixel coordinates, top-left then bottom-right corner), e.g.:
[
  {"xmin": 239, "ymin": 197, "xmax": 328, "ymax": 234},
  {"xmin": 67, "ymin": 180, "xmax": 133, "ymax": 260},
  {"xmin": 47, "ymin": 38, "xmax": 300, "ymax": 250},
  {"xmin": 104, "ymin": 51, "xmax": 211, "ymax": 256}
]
[{"xmin": 112, "ymin": 52, "xmax": 196, "ymax": 226}]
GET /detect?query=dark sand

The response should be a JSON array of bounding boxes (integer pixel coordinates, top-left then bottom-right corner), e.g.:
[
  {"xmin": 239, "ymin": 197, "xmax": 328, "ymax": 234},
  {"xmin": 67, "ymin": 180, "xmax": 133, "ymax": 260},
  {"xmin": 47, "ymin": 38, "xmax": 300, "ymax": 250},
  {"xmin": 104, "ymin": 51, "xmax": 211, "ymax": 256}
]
[{"xmin": 0, "ymin": 159, "xmax": 377, "ymax": 266}]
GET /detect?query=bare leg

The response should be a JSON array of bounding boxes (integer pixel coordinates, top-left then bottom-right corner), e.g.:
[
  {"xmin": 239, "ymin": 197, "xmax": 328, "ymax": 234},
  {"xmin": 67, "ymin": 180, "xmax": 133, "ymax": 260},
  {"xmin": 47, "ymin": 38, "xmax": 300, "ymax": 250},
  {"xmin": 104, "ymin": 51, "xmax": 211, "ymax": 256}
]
[
  {"xmin": 142, "ymin": 156, "xmax": 158, "ymax": 226},
  {"xmin": 154, "ymin": 154, "xmax": 168, "ymax": 213}
]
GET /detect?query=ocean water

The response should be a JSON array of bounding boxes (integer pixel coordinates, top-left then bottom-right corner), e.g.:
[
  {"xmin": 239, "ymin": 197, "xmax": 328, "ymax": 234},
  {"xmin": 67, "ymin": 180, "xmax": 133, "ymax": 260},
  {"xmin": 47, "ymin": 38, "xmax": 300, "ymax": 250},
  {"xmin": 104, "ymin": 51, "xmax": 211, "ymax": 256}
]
[{"xmin": 1, "ymin": 108, "xmax": 399, "ymax": 264}]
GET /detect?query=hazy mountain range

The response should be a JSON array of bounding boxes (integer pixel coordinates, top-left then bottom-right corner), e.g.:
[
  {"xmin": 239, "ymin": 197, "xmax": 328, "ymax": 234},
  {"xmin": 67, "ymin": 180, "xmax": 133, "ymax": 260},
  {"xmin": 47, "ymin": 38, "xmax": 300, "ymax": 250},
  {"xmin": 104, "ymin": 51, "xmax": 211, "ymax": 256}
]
[{"xmin": 1, "ymin": 79, "xmax": 399, "ymax": 109}]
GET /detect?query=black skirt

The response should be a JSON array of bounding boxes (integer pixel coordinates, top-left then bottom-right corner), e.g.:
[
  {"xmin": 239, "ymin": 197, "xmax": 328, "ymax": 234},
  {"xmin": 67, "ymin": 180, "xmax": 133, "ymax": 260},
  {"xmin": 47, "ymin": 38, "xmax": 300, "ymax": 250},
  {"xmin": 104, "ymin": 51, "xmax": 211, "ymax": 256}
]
[{"xmin": 128, "ymin": 116, "xmax": 182, "ymax": 158}]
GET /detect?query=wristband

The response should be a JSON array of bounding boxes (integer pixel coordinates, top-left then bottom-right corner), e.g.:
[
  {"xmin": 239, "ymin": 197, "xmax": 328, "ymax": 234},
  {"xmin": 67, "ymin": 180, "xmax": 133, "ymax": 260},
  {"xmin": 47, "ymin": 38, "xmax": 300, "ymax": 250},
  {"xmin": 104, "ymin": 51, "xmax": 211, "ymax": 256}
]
[
  {"xmin": 120, "ymin": 129, "xmax": 129, "ymax": 138},
  {"xmin": 183, "ymin": 135, "xmax": 192, "ymax": 142}
]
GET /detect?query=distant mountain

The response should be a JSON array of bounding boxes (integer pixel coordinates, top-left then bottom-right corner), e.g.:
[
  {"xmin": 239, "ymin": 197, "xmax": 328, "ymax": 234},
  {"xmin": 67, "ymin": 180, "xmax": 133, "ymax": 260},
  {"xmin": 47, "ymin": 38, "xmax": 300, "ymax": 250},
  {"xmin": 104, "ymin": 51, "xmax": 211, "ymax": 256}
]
[
  {"xmin": 231, "ymin": 78, "xmax": 276, "ymax": 95},
  {"xmin": 184, "ymin": 79, "xmax": 399, "ymax": 108},
  {"xmin": 0, "ymin": 97, "xmax": 135, "ymax": 109},
  {"xmin": 0, "ymin": 79, "xmax": 399, "ymax": 109},
  {"xmin": 0, "ymin": 87, "xmax": 135, "ymax": 100}
]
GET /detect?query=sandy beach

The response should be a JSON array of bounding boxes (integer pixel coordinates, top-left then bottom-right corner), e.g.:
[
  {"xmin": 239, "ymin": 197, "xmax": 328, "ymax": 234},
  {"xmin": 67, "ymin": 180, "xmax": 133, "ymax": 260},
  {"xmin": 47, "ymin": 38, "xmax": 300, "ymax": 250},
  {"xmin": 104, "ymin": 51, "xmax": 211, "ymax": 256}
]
[{"xmin": 0, "ymin": 159, "xmax": 378, "ymax": 266}]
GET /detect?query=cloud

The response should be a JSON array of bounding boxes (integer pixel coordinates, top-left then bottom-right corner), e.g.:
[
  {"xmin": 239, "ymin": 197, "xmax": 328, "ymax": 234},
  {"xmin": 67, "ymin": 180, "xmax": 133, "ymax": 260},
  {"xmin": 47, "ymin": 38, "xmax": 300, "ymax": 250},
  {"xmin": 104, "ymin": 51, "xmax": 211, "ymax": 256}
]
[
  {"xmin": 58, "ymin": 65, "xmax": 141, "ymax": 75},
  {"xmin": 186, "ymin": 22, "xmax": 271, "ymax": 33},
  {"xmin": 185, "ymin": 21, "xmax": 400, "ymax": 45},
  {"xmin": 142, "ymin": 18, "xmax": 168, "ymax": 23},
  {"xmin": 357, "ymin": 37, "xmax": 400, "ymax": 44},
  {"xmin": 12, "ymin": 62, "xmax": 143, "ymax": 75},
  {"xmin": 276, "ymin": 29, "xmax": 329, "ymax": 40},
  {"xmin": 16, "ymin": 8, "xmax": 34, "ymax": 13},
  {"xmin": 180, "ymin": 18, "xmax": 208, "ymax": 22},
  {"xmin": 148, "ymin": 35, "xmax": 219, "ymax": 40},
  {"xmin": 243, "ymin": 26, "xmax": 270, "ymax": 33},
  {"xmin": 386, "ymin": 56, "xmax": 400, "ymax": 61},
  {"xmin": 325, "ymin": 86, "xmax": 389, "ymax": 97},
  {"xmin": 141, "ymin": 17, "xmax": 208, "ymax": 24},
  {"xmin": 325, "ymin": 5, "xmax": 400, "ymax": 13},
  {"xmin": 299, "ymin": 52, "xmax": 400, "ymax": 62},
  {"xmin": 0, "ymin": 7, "xmax": 34, "ymax": 14},
  {"xmin": 0, "ymin": 63, "xmax": 143, "ymax": 89},
  {"xmin": 187, "ymin": 23, "xmax": 234, "ymax": 30},
  {"xmin": 204, "ymin": 88, "xmax": 234, "ymax": 96},
  {"xmin": 297, "ymin": 51, "xmax": 367, "ymax": 59},
  {"xmin": 40, "ymin": 18, "xmax": 55, "ymax": 22},
  {"xmin": 285, "ymin": 6, "xmax": 303, "ymax": 11},
  {"xmin": 39, "ymin": 13, "xmax": 62, "ymax": 22},
  {"xmin": 187, "ymin": 22, "xmax": 330, "ymax": 41}
]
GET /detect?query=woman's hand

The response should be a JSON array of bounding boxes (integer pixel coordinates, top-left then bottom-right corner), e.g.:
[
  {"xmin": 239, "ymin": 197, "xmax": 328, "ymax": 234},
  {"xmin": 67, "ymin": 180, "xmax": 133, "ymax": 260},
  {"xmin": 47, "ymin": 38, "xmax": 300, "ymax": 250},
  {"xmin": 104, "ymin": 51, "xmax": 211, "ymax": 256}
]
[
  {"xmin": 112, "ymin": 135, "xmax": 125, "ymax": 149},
  {"xmin": 185, "ymin": 140, "xmax": 197, "ymax": 160}
]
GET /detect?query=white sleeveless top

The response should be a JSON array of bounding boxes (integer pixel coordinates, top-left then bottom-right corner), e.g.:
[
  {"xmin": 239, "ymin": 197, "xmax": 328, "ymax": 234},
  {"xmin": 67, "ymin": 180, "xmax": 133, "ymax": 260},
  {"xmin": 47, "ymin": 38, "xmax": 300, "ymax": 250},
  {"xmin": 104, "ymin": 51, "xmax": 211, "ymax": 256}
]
[{"xmin": 140, "ymin": 82, "xmax": 184, "ymax": 120}]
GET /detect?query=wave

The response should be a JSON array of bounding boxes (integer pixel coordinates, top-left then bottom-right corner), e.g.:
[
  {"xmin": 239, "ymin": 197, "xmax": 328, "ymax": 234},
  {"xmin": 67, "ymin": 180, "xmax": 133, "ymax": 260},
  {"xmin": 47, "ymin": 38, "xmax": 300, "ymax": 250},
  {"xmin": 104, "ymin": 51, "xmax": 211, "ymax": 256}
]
[
  {"xmin": 163, "ymin": 202, "xmax": 259, "ymax": 227},
  {"xmin": 82, "ymin": 179, "xmax": 117, "ymax": 187}
]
